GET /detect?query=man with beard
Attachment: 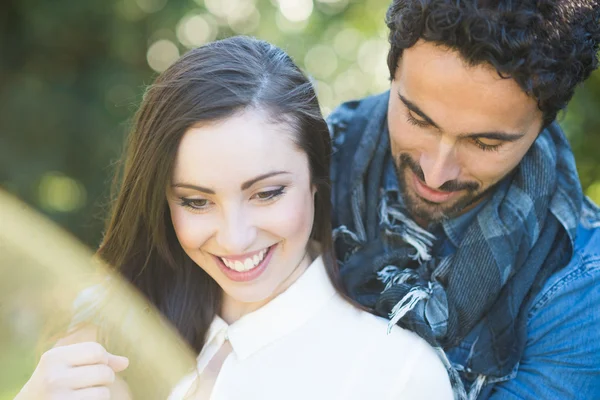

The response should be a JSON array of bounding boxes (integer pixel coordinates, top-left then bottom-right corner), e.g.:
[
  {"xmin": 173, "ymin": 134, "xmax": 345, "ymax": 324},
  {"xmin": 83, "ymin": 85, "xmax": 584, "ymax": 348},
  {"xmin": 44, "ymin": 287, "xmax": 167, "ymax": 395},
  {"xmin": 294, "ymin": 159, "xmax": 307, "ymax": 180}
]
[{"xmin": 328, "ymin": 1, "xmax": 600, "ymax": 399}]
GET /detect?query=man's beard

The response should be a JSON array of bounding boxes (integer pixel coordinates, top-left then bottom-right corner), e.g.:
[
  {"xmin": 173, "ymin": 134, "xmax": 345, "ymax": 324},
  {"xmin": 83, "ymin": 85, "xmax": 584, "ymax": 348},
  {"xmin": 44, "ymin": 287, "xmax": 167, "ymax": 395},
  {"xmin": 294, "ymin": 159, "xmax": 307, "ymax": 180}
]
[{"xmin": 396, "ymin": 153, "xmax": 491, "ymax": 224}]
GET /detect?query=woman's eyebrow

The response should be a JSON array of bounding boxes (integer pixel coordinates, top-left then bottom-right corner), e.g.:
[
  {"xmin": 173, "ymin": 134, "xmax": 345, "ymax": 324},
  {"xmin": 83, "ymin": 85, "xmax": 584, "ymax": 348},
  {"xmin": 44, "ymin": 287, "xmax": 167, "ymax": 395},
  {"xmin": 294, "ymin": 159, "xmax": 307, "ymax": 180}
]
[
  {"xmin": 240, "ymin": 171, "xmax": 290, "ymax": 190},
  {"xmin": 171, "ymin": 171, "xmax": 291, "ymax": 194},
  {"xmin": 170, "ymin": 183, "xmax": 215, "ymax": 194}
]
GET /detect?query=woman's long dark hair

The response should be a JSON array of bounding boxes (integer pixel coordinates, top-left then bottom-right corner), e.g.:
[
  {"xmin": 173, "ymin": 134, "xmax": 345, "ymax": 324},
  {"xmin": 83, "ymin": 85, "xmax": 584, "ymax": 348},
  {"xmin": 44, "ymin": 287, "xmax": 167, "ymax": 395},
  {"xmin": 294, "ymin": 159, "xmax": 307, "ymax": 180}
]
[{"xmin": 98, "ymin": 36, "xmax": 342, "ymax": 355}]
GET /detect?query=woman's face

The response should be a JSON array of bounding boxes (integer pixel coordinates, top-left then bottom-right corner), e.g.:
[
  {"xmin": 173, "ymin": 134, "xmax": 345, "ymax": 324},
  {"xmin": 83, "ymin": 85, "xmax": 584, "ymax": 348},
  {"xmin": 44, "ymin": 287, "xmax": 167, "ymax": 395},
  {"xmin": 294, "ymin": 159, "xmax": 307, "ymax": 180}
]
[{"xmin": 166, "ymin": 109, "xmax": 315, "ymax": 313}]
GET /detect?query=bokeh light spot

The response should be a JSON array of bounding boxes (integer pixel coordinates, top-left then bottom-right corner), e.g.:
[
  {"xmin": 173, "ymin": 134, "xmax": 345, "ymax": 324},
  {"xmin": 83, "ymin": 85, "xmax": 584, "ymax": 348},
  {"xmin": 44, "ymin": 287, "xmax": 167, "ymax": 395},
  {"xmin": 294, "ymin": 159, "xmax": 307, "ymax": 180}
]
[
  {"xmin": 304, "ymin": 45, "xmax": 338, "ymax": 80},
  {"xmin": 275, "ymin": 10, "xmax": 309, "ymax": 32},
  {"xmin": 147, "ymin": 39, "xmax": 180, "ymax": 72},
  {"xmin": 357, "ymin": 39, "xmax": 389, "ymax": 74},
  {"xmin": 334, "ymin": 67, "xmax": 369, "ymax": 103},
  {"xmin": 358, "ymin": 39, "xmax": 390, "ymax": 92},
  {"xmin": 229, "ymin": 6, "xmax": 261, "ymax": 34},
  {"xmin": 176, "ymin": 14, "xmax": 217, "ymax": 48},
  {"xmin": 37, "ymin": 172, "xmax": 87, "ymax": 213},
  {"xmin": 334, "ymin": 28, "xmax": 362, "ymax": 60},
  {"xmin": 205, "ymin": 0, "xmax": 256, "ymax": 19},
  {"xmin": 278, "ymin": 0, "xmax": 314, "ymax": 22}
]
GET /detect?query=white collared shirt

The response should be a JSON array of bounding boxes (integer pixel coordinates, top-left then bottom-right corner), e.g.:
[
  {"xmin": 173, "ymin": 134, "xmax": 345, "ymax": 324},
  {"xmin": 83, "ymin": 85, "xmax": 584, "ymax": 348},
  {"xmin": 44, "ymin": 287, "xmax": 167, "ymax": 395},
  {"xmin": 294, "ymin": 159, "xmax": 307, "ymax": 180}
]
[{"xmin": 169, "ymin": 256, "xmax": 453, "ymax": 400}]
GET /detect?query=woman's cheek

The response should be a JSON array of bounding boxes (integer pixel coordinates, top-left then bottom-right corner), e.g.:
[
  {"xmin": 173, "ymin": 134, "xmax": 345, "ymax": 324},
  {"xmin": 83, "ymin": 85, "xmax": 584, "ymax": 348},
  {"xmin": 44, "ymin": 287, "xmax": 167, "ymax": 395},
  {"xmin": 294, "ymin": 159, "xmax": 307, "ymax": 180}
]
[
  {"xmin": 264, "ymin": 190, "xmax": 315, "ymax": 241},
  {"xmin": 170, "ymin": 206, "xmax": 213, "ymax": 250}
]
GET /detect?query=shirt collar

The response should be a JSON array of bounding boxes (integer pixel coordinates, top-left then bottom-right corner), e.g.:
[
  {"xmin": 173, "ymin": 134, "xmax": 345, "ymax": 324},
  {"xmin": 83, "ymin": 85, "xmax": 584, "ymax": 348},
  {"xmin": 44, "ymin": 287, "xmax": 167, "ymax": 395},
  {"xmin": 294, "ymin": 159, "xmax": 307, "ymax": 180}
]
[
  {"xmin": 439, "ymin": 178, "xmax": 513, "ymax": 248},
  {"xmin": 203, "ymin": 256, "xmax": 336, "ymax": 361},
  {"xmin": 439, "ymin": 200, "xmax": 486, "ymax": 248}
]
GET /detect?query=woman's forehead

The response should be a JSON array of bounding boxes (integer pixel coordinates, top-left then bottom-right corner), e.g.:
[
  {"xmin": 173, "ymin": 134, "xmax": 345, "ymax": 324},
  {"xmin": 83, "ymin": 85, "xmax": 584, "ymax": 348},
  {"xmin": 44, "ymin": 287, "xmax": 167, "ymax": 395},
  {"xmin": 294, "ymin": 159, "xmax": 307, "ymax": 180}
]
[{"xmin": 171, "ymin": 111, "xmax": 309, "ymax": 187}]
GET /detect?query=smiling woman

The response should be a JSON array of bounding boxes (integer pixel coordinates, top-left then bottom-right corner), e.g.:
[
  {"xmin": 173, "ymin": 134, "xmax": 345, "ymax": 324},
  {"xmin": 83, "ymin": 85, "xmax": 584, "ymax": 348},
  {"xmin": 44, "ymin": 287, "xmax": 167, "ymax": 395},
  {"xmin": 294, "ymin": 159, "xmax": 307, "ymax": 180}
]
[
  {"xmin": 15, "ymin": 36, "xmax": 452, "ymax": 400},
  {"xmin": 166, "ymin": 110, "xmax": 317, "ymax": 323}
]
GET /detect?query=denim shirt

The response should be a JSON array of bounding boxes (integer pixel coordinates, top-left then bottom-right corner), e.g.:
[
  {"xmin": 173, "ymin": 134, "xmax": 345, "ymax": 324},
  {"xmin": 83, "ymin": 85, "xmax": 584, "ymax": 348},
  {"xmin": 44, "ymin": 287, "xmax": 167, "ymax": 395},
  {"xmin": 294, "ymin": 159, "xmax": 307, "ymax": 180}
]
[{"xmin": 442, "ymin": 196, "xmax": 600, "ymax": 399}]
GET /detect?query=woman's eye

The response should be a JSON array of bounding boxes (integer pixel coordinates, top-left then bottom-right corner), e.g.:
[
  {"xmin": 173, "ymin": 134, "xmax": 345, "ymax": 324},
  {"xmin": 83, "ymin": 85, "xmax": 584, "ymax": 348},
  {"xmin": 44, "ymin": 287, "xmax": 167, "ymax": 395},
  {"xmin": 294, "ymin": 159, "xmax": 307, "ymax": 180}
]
[
  {"xmin": 254, "ymin": 186, "xmax": 286, "ymax": 201},
  {"xmin": 179, "ymin": 198, "xmax": 211, "ymax": 210}
]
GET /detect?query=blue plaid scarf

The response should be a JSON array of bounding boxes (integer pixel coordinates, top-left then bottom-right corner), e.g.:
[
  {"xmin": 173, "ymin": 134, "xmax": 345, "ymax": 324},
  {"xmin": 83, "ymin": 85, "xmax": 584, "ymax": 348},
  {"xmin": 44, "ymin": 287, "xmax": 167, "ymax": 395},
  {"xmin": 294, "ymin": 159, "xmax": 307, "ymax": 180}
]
[{"xmin": 329, "ymin": 92, "xmax": 582, "ymax": 399}]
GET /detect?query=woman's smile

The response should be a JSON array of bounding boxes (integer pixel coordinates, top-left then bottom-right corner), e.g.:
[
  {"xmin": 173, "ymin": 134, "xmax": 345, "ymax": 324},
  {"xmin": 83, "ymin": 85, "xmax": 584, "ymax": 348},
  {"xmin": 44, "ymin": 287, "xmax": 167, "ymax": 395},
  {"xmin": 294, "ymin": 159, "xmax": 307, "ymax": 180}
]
[{"xmin": 212, "ymin": 244, "xmax": 278, "ymax": 282}]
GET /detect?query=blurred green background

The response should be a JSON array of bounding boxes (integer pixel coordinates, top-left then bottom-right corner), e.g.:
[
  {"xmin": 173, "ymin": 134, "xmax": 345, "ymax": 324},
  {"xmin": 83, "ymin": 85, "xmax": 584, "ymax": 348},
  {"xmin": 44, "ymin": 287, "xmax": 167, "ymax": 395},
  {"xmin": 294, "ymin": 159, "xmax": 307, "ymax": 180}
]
[
  {"xmin": 2, "ymin": 0, "xmax": 600, "ymax": 248},
  {"xmin": 1, "ymin": 0, "xmax": 599, "ymax": 397}
]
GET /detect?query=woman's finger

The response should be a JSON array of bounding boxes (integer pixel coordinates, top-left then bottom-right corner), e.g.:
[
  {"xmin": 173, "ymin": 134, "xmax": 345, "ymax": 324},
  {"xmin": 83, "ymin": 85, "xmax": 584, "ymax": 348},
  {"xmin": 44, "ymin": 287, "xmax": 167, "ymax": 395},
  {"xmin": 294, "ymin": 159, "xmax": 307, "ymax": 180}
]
[
  {"xmin": 71, "ymin": 385, "xmax": 111, "ymax": 400},
  {"xmin": 107, "ymin": 353, "xmax": 129, "ymax": 372},
  {"xmin": 58, "ymin": 342, "xmax": 110, "ymax": 367},
  {"xmin": 67, "ymin": 364, "xmax": 116, "ymax": 390}
]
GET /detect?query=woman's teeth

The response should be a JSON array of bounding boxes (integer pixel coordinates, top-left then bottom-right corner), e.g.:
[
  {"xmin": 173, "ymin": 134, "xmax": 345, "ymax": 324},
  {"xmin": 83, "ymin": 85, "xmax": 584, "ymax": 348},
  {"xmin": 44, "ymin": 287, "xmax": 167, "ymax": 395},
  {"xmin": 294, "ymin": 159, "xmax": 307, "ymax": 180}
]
[{"xmin": 221, "ymin": 248, "xmax": 268, "ymax": 272}]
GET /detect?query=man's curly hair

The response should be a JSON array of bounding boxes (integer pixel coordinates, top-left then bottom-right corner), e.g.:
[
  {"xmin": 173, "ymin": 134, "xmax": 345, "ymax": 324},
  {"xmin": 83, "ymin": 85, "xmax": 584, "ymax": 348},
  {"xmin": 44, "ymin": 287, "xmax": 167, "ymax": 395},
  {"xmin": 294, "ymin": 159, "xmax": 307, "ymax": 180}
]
[{"xmin": 386, "ymin": 0, "xmax": 600, "ymax": 127}]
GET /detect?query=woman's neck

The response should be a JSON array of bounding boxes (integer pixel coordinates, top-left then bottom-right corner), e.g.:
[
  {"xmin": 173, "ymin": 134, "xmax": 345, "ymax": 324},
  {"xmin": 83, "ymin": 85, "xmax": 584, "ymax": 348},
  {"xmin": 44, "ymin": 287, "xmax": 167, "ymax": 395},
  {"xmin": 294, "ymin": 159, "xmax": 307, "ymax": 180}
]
[{"xmin": 219, "ymin": 250, "xmax": 314, "ymax": 325}]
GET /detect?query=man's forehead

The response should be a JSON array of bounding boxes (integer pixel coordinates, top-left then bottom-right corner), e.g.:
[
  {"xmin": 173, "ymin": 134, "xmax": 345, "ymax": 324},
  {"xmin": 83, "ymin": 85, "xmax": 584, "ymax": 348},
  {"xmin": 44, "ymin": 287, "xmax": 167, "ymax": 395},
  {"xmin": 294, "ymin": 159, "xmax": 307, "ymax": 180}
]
[{"xmin": 395, "ymin": 44, "xmax": 542, "ymax": 134}]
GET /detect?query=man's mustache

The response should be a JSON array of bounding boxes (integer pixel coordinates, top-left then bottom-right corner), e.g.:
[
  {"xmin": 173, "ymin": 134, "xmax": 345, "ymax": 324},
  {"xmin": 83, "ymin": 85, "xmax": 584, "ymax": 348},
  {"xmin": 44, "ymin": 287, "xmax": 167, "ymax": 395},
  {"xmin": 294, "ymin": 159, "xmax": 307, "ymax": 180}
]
[{"xmin": 398, "ymin": 153, "xmax": 480, "ymax": 193}]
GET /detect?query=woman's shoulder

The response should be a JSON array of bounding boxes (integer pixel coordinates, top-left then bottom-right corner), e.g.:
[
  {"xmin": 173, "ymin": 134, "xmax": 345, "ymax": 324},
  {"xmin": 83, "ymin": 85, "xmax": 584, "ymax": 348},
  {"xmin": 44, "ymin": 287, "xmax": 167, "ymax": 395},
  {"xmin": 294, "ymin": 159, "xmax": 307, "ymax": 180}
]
[
  {"xmin": 331, "ymin": 294, "xmax": 429, "ymax": 349},
  {"xmin": 328, "ymin": 296, "xmax": 453, "ymax": 398}
]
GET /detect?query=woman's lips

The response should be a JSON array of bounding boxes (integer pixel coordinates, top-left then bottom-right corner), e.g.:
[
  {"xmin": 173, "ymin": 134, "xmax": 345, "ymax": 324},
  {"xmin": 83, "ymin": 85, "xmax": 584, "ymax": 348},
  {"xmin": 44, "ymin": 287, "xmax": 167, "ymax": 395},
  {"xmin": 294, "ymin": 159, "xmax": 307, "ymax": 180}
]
[{"xmin": 214, "ymin": 244, "xmax": 277, "ymax": 282}]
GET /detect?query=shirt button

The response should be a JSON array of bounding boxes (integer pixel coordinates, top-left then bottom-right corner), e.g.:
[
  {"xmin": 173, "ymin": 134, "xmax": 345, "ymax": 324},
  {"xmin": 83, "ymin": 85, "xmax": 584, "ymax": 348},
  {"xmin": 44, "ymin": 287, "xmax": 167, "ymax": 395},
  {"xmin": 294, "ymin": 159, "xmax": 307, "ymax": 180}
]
[{"xmin": 464, "ymin": 369, "xmax": 477, "ymax": 381}]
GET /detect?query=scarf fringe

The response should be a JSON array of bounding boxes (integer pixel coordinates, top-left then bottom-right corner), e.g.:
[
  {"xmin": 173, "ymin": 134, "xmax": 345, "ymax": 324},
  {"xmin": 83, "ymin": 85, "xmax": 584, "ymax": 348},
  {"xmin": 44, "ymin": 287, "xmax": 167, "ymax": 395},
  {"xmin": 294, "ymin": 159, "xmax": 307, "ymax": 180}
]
[
  {"xmin": 386, "ymin": 286, "xmax": 431, "ymax": 334},
  {"xmin": 332, "ymin": 225, "xmax": 363, "ymax": 246},
  {"xmin": 377, "ymin": 265, "xmax": 401, "ymax": 285},
  {"xmin": 377, "ymin": 267, "xmax": 417, "ymax": 291},
  {"xmin": 432, "ymin": 347, "xmax": 468, "ymax": 400},
  {"xmin": 380, "ymin": 194, "xmax": 435, "ymax": 262},
  {"xmin": 467, "ymin": 375, "xmax": 486, "ymax": 400}
]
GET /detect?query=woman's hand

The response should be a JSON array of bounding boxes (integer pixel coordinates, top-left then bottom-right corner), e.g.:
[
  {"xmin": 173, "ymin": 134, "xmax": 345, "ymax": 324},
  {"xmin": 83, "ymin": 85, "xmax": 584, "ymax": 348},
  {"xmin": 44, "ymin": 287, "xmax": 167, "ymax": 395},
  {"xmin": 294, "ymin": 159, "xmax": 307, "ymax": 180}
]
[{"xmin": 16, "ymin": 342, "xmax": 129, "ymax": 400}]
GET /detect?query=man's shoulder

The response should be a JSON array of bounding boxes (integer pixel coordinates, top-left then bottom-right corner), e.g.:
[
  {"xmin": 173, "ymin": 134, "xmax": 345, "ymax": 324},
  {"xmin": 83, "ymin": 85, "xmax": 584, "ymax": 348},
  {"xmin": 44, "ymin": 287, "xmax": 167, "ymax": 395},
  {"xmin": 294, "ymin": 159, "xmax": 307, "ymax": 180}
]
[
  {"xmin": 327, "ymin": 92, "xmax": 389, "ymax": 132},
  {"xmin": 327, "ymin": 93, "xmax": 378, "ymax": 123},
  {"xmin": 530, "ymin": 196, "xmax": 600, "ymax": 317},
  {"xmin": 327, "ymin": 92, "xmax": 390, "ymax": 166},
  {"xmin": 483, "ymin": 198, "xmax": 600, "ymax": 400},
  {"xmin": 571, "ymin": 196, "xmax": 600, "ymax": 268},
  {"xmin": 580, "ymin": 195, "xmax": 600, "ymax": 232}
]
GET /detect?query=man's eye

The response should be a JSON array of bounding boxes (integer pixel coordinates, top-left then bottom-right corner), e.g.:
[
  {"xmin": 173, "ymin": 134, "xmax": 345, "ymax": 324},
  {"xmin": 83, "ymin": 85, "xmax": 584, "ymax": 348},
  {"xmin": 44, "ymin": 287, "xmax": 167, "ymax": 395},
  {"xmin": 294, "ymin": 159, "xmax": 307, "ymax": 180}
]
[
  {"xmin": 472, "ymin": 138, "xmax": 502, "ymax": 152},
  {"xmin": 406, "ymin": 111, "xmax": 429, "ymax": 128}
]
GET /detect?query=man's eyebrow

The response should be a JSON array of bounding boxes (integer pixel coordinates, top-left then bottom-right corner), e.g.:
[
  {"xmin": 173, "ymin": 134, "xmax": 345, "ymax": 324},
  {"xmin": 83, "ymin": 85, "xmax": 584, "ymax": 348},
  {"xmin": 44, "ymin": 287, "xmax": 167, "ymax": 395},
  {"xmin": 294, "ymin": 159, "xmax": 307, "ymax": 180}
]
[
  {"xmin": 171, "ymin": 171, "xmax": 290, "ymax": 194},
  {"xmin": 398, "ymin": 91, "xmax": 526, "ymax": 142},
  {"xmin": 465, "ymin": 131, "xmax": 525, "ymax": 142},
  {"xmin": 398, "ymin": 92, "xmax": 441, "ymax": 130}
]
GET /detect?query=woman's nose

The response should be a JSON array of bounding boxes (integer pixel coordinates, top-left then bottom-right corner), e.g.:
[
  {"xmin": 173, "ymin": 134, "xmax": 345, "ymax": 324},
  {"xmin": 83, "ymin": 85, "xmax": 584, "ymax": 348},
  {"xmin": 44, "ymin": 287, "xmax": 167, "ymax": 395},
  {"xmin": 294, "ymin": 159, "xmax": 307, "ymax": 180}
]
[{"xmin": 215, "ymin": 206, "xmax": 257, "ymax": 255}]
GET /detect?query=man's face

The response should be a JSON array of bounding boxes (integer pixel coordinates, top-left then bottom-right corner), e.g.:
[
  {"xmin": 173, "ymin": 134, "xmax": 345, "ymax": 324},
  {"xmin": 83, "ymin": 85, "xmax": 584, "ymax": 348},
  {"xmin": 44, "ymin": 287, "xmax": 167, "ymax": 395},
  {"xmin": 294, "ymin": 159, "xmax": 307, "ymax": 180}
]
[{"xmin": 388, "ymin": 40, "xmax": 544, "ymax": 224}]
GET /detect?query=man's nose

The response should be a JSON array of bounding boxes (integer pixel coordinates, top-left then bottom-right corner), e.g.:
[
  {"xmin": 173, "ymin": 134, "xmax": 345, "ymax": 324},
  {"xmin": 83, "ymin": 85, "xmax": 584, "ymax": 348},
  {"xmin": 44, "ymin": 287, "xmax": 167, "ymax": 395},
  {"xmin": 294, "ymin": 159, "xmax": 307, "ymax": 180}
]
[{"xmin": 419, "ymin": 139, "xmax": 460, "ymax": 189}]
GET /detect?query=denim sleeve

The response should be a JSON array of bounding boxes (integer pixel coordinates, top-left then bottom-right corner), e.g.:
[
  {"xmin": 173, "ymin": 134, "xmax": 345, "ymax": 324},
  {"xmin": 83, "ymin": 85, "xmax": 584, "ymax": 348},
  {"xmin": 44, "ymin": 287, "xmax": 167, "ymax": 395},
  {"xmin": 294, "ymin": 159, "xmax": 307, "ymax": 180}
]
[{"xmin": 487, "ymin": 252, "xmax": 600, "ymax": 399}]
